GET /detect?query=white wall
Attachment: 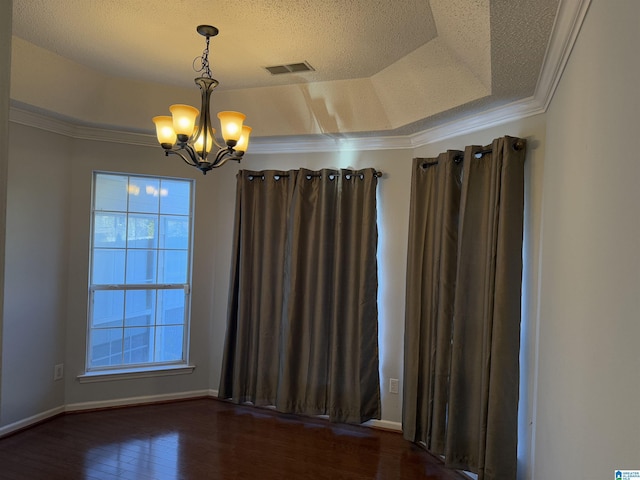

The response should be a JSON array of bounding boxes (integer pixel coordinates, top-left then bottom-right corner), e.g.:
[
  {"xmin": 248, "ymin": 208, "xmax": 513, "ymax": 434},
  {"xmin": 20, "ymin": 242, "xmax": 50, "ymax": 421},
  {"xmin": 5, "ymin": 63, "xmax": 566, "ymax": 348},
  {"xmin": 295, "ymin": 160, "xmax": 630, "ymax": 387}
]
[{"xmin": 533, "ymin": 1, "xmax": 640, "ymax": 478}]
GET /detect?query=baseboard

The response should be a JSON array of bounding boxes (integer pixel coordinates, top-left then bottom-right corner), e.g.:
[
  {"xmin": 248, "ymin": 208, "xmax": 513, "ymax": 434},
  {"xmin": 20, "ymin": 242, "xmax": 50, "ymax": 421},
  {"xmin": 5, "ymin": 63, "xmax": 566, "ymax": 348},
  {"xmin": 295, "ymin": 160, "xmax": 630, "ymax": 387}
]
[
  {"xmin": 364, "ymin": 418, "xmax": 403, "ymax": 432},
  {"xmin": 1, "ymin": 389, "xmax": 403, "ymax": 438},
  {"xmin": 0, "ymin": 405, "xmax": 65, "ymax": 438},
  {"xmin": 65, "ymin": 389, "xmax": 212, "ymax": 413}
]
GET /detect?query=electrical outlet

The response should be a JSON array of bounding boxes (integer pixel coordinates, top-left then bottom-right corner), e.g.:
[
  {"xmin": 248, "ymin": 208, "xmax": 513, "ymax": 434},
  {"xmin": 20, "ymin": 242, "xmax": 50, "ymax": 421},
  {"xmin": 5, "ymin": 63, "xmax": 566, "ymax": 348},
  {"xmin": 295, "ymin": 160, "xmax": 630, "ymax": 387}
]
[
  {"xmin": 54, "ymin": 364, "xmax": 64, "ymax": 381},
  {"xmin": 389, "ymin": 378, "xmax": 399, "ymax": 394}
]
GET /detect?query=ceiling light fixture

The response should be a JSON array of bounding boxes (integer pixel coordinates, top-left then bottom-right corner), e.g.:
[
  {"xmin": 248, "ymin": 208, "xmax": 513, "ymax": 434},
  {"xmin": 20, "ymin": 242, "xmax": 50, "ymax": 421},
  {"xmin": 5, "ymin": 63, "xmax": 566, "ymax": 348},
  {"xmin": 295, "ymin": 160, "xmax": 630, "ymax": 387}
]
[{"xmin": 152, "ymin": 25, "xmax": 251, "ymax": 175}]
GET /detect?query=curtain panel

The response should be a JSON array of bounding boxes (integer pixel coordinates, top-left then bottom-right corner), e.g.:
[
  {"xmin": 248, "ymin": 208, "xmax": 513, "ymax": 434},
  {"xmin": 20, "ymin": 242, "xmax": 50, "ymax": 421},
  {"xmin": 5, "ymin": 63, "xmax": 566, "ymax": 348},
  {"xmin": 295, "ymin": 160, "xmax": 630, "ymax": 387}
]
[
  {"xmin": 403, "ymin": 136, "xmax": 526, "ymax": 480},
  {"xmin": 219, "ymin": 168, "xmax": 381, "ymax": 424}
]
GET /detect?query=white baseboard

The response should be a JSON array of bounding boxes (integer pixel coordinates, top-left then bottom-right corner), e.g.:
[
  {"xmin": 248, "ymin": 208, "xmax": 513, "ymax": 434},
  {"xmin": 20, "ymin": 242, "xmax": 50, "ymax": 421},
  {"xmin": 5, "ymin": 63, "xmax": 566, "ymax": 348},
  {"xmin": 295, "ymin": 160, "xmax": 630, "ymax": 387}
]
[
  {"xmin": 364, "ymin": 418, "xmax": 403, "ymax": 432},
  {"xmin": 1, "ymin": 389, "xmax": 403, "ymax": 438},
  {"xmin": 0, "ymin": 405, "xmax": 65, "ymax": 437},
  {"xmin": 65, "ymin": 389, "xmax": 212, "ymax": 412}
]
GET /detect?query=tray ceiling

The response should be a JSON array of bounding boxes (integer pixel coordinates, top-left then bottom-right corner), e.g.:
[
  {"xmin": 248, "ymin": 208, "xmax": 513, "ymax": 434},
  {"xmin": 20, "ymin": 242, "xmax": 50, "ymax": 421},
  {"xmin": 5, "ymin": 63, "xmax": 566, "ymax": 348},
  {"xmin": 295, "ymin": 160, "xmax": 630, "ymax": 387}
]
[{"xmin": 10, "ymin": 0, "xmax": 561, "ymax": 139}]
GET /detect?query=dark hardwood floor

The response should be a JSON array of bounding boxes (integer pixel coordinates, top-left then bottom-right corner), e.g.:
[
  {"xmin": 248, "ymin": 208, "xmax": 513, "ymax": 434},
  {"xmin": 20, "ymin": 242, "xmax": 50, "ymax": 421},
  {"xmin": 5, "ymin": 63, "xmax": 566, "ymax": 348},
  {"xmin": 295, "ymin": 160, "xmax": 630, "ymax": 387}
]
[{"xmin": 0, "ymin": 398, "xmax": 466, "ymax": 479}]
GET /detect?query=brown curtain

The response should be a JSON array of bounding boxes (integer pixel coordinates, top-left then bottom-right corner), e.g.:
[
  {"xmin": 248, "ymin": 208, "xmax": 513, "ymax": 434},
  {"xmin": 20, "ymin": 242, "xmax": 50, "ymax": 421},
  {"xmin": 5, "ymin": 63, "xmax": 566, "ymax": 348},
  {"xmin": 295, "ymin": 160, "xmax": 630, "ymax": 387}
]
[
  {"xmin": 402, "ymin": 151, "xmax": 463, "ymax": 452},
  {"xmin": 403, "ymin": 136, "xmax": 526, "ymax": 480},
  {"xmin": 219, "ymin": 168, "xmax": 381, "ymax": 424}
]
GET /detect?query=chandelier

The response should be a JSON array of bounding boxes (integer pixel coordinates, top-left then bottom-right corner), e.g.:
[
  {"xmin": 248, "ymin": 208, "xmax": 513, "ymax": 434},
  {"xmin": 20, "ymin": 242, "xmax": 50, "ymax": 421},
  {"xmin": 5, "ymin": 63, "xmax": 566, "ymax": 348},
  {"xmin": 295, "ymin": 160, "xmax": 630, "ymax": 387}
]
[{"xmin": 152, "ymin": 25, "xmax": 251, "ymax": 175}]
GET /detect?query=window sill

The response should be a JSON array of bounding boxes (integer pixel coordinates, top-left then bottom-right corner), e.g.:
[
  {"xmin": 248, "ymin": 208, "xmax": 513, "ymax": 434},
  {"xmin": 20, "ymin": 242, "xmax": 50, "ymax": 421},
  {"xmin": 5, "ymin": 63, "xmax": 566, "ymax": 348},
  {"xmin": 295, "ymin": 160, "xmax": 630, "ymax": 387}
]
[{"xmin": 77, "ymin": 364, "xmax": 196, "ymax": 383}]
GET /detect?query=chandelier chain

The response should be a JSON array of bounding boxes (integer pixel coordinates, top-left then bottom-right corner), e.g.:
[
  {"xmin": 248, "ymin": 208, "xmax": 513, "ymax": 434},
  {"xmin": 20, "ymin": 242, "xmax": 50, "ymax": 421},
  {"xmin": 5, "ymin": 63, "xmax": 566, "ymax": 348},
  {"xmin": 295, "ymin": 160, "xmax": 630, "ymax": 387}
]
[{"xmin": 193, "ymin": 35, "xmax": 213, "ymax": 79}]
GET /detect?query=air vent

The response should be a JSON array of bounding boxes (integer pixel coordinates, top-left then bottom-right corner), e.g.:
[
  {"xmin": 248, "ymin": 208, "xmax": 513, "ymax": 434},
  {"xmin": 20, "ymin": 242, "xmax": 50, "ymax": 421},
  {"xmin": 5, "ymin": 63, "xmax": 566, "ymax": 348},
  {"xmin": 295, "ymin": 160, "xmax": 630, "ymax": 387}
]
[{"xmin": 265, "ymin": 61, "xmax": 315, "ymax": 75}]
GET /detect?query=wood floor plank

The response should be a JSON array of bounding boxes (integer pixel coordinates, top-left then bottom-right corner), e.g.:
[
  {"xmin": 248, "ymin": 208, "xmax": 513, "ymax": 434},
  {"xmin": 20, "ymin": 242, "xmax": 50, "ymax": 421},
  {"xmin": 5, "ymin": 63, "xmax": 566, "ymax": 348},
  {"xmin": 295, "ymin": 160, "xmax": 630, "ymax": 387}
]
[{"xmin": 0, "ymin": 398, "xmax": 466, "ymax": 479}]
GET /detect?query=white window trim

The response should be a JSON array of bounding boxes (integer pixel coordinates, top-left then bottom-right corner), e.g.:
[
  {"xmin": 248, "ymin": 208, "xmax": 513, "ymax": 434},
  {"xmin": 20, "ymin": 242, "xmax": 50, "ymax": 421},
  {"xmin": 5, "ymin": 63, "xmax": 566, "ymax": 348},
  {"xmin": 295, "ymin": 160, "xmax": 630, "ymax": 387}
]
[
  {"xmin": 86, "ymin": 172, "xmax": 195, "ymax": 374},
  {"xmin": 77, "ymin": 364, "xmax": 196, "ymax": 383}
]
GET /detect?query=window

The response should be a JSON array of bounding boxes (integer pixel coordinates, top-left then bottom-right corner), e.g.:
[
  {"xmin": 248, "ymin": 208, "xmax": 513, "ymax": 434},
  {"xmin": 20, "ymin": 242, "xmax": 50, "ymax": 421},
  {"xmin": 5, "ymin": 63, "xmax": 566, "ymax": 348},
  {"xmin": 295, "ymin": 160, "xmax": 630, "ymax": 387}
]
[{"xmin": 87, "ymin": 173, "xmax": 194, "ymax": 371}]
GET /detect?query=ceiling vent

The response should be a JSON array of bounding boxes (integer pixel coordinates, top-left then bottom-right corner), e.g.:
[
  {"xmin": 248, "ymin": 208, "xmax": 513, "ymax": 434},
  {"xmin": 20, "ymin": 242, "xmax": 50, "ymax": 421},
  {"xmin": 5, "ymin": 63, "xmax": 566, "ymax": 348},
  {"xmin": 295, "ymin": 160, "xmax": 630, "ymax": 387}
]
[{"xmin": 265, "ymin": 61, "xmax": 315, "ymax": 75}]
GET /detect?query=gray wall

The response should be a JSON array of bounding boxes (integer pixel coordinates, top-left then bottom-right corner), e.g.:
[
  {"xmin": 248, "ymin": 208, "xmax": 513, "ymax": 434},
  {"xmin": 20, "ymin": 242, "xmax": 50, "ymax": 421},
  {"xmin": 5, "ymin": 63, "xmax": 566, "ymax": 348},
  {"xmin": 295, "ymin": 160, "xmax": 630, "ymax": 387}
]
[
  {"xmin": 0, "ymin": 0, "xmax": 12, "ymax": 423},
  {"xmin": 1, "ymin": 125, "xmax": 70, "ymax": 424},
  {"xmin": 63, "ymin": 138, "xmax": 216, "ymax": 406},
  {"xmin": 0, "ymin": 127, "xmax": 221, "ymax": 421},
  {"xmin": 533, "ymin": 1, "xmax": 640, "ymax": 478}
]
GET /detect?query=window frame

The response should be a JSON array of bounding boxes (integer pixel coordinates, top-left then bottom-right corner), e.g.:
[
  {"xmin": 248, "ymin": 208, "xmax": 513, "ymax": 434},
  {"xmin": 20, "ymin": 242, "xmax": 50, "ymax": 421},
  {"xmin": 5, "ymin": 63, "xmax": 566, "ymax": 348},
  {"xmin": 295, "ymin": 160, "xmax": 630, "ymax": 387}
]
[{"xmin": 85, "ymin": 171, "xmax": 195, "ymax": 374}]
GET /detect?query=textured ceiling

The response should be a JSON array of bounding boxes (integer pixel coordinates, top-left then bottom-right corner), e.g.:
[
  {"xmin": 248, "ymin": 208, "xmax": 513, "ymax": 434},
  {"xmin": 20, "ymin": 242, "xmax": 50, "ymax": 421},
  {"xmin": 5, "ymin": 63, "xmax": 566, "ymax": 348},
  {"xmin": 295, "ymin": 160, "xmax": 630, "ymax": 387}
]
[
  {"xmin": 12, "ymin": 0, "xmax": 439, "ymax": 90},
  {"xmin": 10, "ymin": 0, "xmax": 560, "ymax": 138}
]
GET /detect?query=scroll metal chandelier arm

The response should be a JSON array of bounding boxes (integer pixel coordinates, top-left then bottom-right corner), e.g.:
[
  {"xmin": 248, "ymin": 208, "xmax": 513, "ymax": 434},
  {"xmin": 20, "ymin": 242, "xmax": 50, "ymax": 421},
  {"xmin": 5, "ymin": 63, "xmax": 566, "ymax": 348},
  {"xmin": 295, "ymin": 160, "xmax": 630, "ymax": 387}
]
[
  {"xmin": 212, "ymin": 147, "xmax": 244, "ymax": 167},
  {"xmin": 162, "ymin": 143, "xmax": 244, "ymax": 175},
  {"xmin": 163, "ymin": 146, "xmax": 200, "ymax": 169}
]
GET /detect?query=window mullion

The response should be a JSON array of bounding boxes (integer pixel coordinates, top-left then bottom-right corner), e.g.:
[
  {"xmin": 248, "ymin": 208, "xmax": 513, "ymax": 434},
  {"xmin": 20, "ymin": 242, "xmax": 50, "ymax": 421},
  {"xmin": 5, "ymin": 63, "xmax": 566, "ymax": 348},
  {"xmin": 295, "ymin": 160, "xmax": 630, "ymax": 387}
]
[{"xmin": 90, "ymin": 283, "xmax": 188, "ymax": 291}]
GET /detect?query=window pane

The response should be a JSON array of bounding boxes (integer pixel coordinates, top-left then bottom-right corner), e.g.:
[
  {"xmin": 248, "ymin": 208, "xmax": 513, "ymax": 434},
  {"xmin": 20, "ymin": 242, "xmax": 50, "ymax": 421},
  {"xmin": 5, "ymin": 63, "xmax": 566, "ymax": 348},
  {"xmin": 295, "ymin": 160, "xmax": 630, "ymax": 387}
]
[
  {"xmin": 89, "ymin": 174, "xmax": 192, "ymax": 371},
  {"xmin": 92, "ymin": 249, "xmax": 125, "ymax": 284},
  {"xmin": 160, "ymin": 180, "xmax": 191, "ymax": 215},
  {"xmin": 126, "ymin": 250, "xmax": 158, "ymax": 284},
  {"xmin": 95, "ymin": 174, "xmax": 128, "ymax": 212},
  {"xmin": 129, "ymin": 177, "xmax": 160, "ymax": 213},
  {"xmin": 92, "ymin": 290, "xmax": 124, "ymax": 328},
  {"xmin": 125, "ymin": 290, "xmax": 156, "ymax": 327},
  {"xmin": 157, "ymin": 290, "xmax": 185, "ymax": 326},
  {"xmin": 123, "ymin": 327, "xmax": 153, "ymax": 364},
  {"xmin": 94, "ymin": 213, "xmax": 126, "ymax": 248},
  {"xmin": 128, "ymin": 214, "xmax": 158, "ymax": 249},
  {"xmin": 155, "ymin": 325, "xmax": 184, "ymax": 362},
  {"xmin": 90, "ymin": 328, "xmax": 123, "ymax": 368},
  {"xmin": 158, "ymin": 250, "xmax": 187, "ymax": 283},
  {"xmin": 159, "ymin": 216, "xmax": 189, "ymax": 249}
]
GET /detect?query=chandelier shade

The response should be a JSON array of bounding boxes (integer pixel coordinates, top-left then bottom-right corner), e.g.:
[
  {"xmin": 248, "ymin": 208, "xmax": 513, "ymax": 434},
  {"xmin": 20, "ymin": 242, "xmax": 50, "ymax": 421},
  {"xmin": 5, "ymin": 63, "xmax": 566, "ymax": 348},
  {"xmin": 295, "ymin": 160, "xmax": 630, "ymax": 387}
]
[
  {"xmin": 217, "ymin": 111, "xmax": 245, "ymax": 145},
  {"xmin": 235, "ymin": 125, "xmax": 252, "ymax": 153},
  {"xmin": 152, "ymin": 116, "xmax": 177, "ymax": 147},
  {"xmin": 169, "ymin": 104, "xmax": 199, "ymax": 137},
  {"xmin": 152, "ymin": 25, "xmax": 251, "ymax": 175}
]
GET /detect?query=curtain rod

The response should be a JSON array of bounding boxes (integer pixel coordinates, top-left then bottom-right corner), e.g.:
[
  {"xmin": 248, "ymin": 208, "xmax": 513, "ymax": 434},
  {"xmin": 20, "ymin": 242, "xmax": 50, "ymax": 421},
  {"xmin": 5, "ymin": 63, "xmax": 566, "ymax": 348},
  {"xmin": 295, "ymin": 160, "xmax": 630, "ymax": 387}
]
[
  {"xmin": 420, "ymin": 138, "xmax": 526, "ymax": 169},
  {"xmin": 246, "ymin": 169, "xmax": 383, "ymax": 180}
]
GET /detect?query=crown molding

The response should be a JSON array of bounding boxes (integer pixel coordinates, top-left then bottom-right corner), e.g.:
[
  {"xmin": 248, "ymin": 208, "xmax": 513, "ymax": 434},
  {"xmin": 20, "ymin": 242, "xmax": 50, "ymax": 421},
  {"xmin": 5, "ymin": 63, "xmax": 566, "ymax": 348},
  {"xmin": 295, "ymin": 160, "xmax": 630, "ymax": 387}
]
[
  {"xmin": 9, "ymin": 104, "xmax": 417, "ymax": 153},
  {"xmin": 534, "ymin": 0, "xmax": 591, "ymax": 112},
  {"xmin": 9, "ymin": 106, "xmax": 158, "ymax": 147},
  {"xmin": 408, "ymin": 96, "xmax": 545, "ymax": 148},
  {"xmin": 408, "ymin": 0, "xmax": 591, "ymax": 148},
  {"xmin": 9, "ymin": 0, "xmax": 589, "ymax": 154},
  {"xmin": 249, "ymin": 134, "xmax": 413, "ymax": 154}
]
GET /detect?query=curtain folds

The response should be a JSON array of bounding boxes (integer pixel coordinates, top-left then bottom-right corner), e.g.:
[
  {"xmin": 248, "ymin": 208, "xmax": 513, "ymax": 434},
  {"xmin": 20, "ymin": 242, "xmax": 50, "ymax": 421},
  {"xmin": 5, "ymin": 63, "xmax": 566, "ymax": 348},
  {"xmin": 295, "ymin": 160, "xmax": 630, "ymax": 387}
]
[
  {"xmin": 403, "ymin": 136, "xmax": 526, "ymax": 480},
  {"xmin": 219, "ymin": 168, "xmax": 381, "ymax": 424},
  {"xmin": 403, "ymin": 151, "xmax": 463, "ymax": 452}
]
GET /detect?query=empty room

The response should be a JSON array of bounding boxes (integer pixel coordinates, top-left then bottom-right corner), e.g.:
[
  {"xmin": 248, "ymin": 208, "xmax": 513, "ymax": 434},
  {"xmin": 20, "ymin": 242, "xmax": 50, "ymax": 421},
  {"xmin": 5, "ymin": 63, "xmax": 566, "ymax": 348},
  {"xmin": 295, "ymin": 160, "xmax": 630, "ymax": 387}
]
[{"xmin": 1, "ymin": 1, "xmax": 638, "ymax": 479}]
